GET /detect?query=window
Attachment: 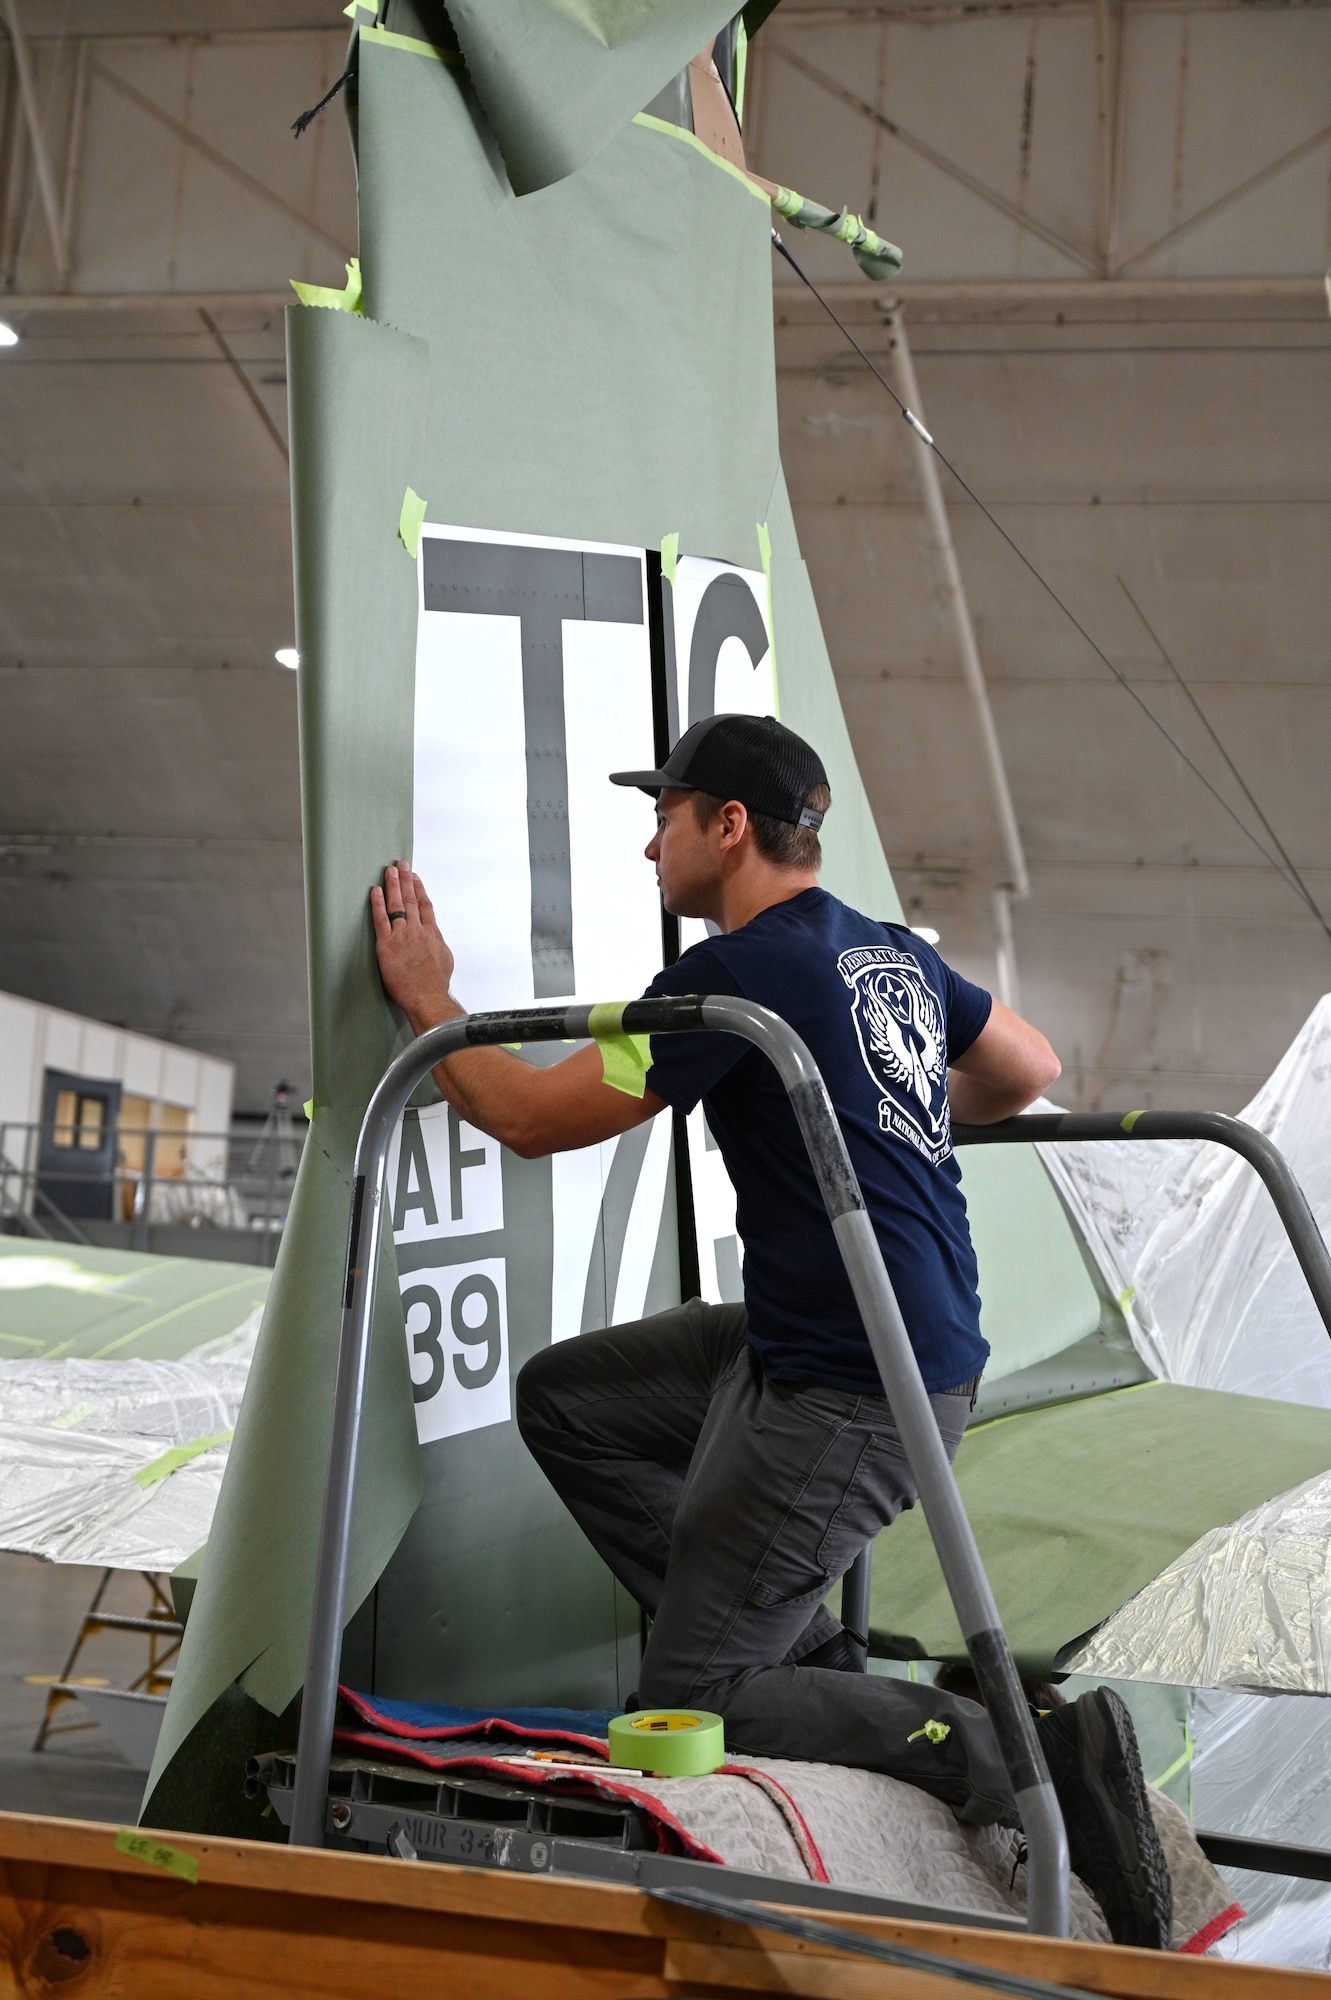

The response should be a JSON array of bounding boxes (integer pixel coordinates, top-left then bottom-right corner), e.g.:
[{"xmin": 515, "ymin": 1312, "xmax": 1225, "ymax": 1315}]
[
  {"xmin": 51, "ymin": 1090, "xmax": 107, "ymax": 1152},
  {"xmin": 156, "ymin": 1103, "xmax": 192, "ymax": 1180}
]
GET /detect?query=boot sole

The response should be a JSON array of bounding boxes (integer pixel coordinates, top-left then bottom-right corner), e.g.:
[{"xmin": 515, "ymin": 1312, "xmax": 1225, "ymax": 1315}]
[{"xmin": 1078, "ymin": 1688, "xmax": 1173, "ymax": 1949}]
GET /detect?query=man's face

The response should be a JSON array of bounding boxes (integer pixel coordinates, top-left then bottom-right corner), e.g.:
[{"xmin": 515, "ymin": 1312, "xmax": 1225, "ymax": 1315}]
[{"xmin": 646, "ymin": 787, "xmax": 727, "ymax": 919}]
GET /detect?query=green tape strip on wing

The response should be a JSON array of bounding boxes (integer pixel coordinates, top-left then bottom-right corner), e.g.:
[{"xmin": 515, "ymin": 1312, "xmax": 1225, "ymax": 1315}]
[{"xmin": 134, "ymin": 1430, "xmax": 234, "ymax": 1491}]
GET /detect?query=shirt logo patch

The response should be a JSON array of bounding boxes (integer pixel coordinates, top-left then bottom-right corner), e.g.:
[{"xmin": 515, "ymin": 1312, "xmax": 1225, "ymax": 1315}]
[{"xmin": 837, "ymin": 946, "xmax": 952, "ymax": 1164}]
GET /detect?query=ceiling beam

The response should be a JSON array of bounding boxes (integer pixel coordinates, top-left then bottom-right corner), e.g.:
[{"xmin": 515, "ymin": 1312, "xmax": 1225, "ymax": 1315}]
[
  {"xmin": 1114, "ymin": 119, "xmax": 1331, "ymax": 274},
  {"xmin": 768, "ymin": 38, "xmax": 1100, "ymax": 276},
  {"xmin": 0, "ymin": 288, "xmax": 292, "ymax": 310},
  {"xmin": 1092, "ymin": 0, "xmax": 1125, "ymax": 276},
  {"xmin": 90, "ymin": 57, "xmax": 353, "ymax": 263},
  {"xmin": 59, "ymin": 37, "xmax": 88, "ymax": 261},
  {"xmin": 772, "ymin": 274, "xmax": 1326, "ymax": 306},
  {"xmin": 2, "ymin": 0, "xmax": 69, "ymax": 283},
  {"xmin": 198, "ymin": 306, "xmax": 288, "ymax": 465}
]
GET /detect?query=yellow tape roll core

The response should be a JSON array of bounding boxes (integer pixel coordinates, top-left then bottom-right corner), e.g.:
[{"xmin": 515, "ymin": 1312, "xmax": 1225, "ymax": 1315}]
[{"xmin": 608, "ymin": 1708, "xmax": 725, "ymax": 1777}]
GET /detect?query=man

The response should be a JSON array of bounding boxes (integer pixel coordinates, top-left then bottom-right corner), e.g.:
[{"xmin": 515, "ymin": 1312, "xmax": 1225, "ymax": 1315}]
[{"xmin": 371, "ymin": 712, "xmax": 1172, "ymax": 1948}]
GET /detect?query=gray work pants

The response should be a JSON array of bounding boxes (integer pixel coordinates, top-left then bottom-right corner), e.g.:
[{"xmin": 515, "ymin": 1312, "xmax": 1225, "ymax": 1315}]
[{"xmin": 515, "ymin": 1299, "xmax": 1018, "ymax": 1827}]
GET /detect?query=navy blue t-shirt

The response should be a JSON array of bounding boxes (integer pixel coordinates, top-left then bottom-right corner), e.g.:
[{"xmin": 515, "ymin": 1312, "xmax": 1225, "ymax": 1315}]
[{"xmin": 644, "ymin": 888, "xmax": 992, "ymax": 1395}]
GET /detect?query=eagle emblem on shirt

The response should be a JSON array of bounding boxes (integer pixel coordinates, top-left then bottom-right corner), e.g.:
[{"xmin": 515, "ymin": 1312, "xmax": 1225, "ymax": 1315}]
[{"xmin": 838, "ymin": 946, "xmax": 951, "ymax": 1164}]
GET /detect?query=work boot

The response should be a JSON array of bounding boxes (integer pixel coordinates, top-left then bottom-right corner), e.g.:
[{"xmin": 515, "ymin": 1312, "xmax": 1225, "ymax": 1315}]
[{"xmin": 1036, "ymin": 1687, "xmax": 1172, "ymax": 1950}]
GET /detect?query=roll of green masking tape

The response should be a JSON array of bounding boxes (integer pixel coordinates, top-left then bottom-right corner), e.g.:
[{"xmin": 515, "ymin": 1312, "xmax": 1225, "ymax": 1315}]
[{"xmin": 608, "ymin": 1709, "xmax": 725, "ymax": 1777}]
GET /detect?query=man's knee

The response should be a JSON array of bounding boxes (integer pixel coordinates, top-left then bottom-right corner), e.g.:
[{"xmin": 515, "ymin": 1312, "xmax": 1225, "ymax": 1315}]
[
  {"xmin": 636, "ymin": 1657, "xmax": 698, "ymax": 1710},
  {"xmin": 513, "ymin": 1342, "xmax": 571, "ymax": 1449}
]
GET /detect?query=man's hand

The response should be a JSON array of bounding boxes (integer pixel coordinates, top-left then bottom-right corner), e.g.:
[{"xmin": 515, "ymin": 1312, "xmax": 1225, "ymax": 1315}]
[
  {"xmin": 368, "ymin": 860, "xmax": 663, "ymax": 1157},
  {"xmin": 370, "ymin": 862, "xmax": 458, "ymax": 1035}
]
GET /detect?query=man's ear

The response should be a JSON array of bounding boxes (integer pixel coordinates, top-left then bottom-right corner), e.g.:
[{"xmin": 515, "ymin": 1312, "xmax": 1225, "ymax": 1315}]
[{"xmin": 716, "ymin": 799, "xmax": 749, "ymax": 853}]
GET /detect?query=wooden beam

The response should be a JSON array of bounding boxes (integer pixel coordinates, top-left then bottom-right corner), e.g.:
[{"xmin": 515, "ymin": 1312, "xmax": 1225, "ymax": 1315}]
[{"xmin": 0, "ymin": 1810, "xmax": 1323, "ymax": 2000}]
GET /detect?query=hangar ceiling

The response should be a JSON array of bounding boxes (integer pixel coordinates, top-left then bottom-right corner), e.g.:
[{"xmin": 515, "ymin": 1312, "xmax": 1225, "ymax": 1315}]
[{"xmin": 0, "ymin": 0, "xmax": 1327, "ymax": 1112}]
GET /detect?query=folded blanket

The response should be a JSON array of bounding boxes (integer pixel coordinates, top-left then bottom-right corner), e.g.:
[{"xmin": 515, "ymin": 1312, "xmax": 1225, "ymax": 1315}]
[{"xmin": 336, "ymin": 1688, "xmax": 1242, "ymax": 1953}]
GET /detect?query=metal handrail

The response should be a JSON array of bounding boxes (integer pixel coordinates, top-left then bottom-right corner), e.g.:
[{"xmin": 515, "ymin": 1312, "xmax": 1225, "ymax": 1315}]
[
  {"xmin": 0, "ymin": 1120, "xmax": 303, "ymax": 1256},
  {"xmin": 952, "ymin": 1109, "xmax": 1331, "ymax": 1342},
  {"xmin": 289, "ymin": 996, "xmax": 1071, "ymax": 1938}
]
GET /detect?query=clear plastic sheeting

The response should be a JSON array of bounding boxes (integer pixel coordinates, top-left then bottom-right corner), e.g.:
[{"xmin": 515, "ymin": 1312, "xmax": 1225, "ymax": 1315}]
[
  {"xmin": 1063, "ymin": 1469, "xmax": 1331, "ymax": 1692},
  {"xmin": 1036, "ymin": 994, "xmax": 1331, "ymax": 1407},
  {"xmin": 1037, "ymin": 1002, "xmax": 1331, "ymax": 1964},
  {"xmin": 0, "ymin": 1314, "xmax": 257, "ymax": 1440},
  {"xmin": 0, "ymin": 1426, "xmax": 229, "ymax": 1570},
  {"xmin": 145, "ymin": 1178, "xmax": 250, "ymax": 1229},
  {"xmin": 0, "ymin": 1309, "xmax": 258, "ymax": 1570},
  {"xmin": 1192, "ymin": 1689, "xmax": 1331, "ymax": 1970}
]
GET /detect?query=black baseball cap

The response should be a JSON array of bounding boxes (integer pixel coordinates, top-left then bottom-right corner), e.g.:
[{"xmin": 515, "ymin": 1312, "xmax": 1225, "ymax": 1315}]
[{"xmin": 610, "ymin": 713, "xmax": 829, "ymax": 830}]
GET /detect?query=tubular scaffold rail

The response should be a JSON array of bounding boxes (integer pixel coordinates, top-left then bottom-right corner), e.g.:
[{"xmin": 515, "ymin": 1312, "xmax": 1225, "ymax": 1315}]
[{"xmin": 289, "ymin": 995, "xmax": 1072, "ymax": 1937}]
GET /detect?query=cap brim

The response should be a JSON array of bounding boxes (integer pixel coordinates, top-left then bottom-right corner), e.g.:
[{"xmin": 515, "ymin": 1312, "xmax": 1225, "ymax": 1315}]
[{"xmin": 608, "ymin": 767, "xmax": 673, "ymax": 794}]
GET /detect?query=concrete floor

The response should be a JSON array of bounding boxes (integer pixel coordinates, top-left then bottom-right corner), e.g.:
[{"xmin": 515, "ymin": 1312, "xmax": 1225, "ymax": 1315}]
[{"xmin": 0, "ymin": 1553, "xmax": 158, "ymax": 1824}]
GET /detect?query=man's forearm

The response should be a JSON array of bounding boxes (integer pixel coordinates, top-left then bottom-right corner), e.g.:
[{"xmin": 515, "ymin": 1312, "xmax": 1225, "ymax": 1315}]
[
  {"xmin": 400, "ymin": 997, "xmax": 658, "ymax": 1158},
  {"xmin": 399, "ymin": 993, "xmax": 544, "ymax": 1152},
  {"xmin": 947, "ymin": 1069, "xmax": 1042, "ymax": 1125}
]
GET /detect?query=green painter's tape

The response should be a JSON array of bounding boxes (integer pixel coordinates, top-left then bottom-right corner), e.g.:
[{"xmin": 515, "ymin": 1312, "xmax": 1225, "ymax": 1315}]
[
  {"xmin": 600, "ymin": 1036, "xmax": 651, "ymax": 1098},
  {"xmin": 1151, "ymin": 1724, "xmax": 1195, "ymax": 1792},
  {"xmin": 609, "ymin": 1708, "xmax": 724, "ymax": 1776},
  {"xmin": 303, "ymin": 1099, "xmax": 315, "ymax": 1122},
  {"xmin": 115, "ymin": 1828, "xmax": 199, "ymax": 1883},
  {"xmin": 588, "ymin": 1002, "xmax": 651, "ymax": 1099},
  {"xmin": 1121, "ymin": 1109, "xmax": 1147, "ymax": 1133},
  {"xmin": 769, "ymin": 186, "xmax": 902, "ymax": 278},
  {"xmin": 359, "ymin": 24, "xmax": 460, "ymax": 64},
  {"xmin": 134, "ymin": 1431, "xmax": 233, "ymax": 1491},
  {"xmin": 399, "ymin": 486, "xmax": 428, "ymax": 559},
  {"xmin": 661, "ymin": 530, "xmax": 679, "ymax": 586},
  {"xmin": 632, "ymin": 113, "xmax": 769, "ymax": 205},
  {"xmin": 290, "ymin": 257, "xmax": 363, "ymax": 316}
]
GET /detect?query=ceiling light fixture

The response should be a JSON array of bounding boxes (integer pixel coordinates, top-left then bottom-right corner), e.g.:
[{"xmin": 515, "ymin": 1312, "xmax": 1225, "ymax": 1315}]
[
  {"xmin": 0, "ymin": 321, "xmax": 19, "ymax": 348},
  {"xmin": 275, "ymin": 647, "xmax": 299, "ymax": 670},
  {"xmin": 910, "ymin": 925, "xmax": 940, "ymax": 945}
]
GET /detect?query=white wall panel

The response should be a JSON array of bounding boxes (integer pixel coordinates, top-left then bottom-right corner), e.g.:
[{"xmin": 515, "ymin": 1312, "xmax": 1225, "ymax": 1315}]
[
  {"xmin": 79, "ymin": 1023, "xmax": 120, "ymax": 1081},
  {"xmin": 42, "ymin": 1012, "xmax": 82, "ymax": 1076},
  {"xmin": 121, "ymin": 1036, "xmax": 164, "ymax": 1102},
  {"xmin": 0, "ymin": 995, "xmax": 40, "ymax": 1143},
  {"xmin": 195, "ymin": 1059, "xmax": 235, "ymax": 1137},
  {"xmin": 160, "ymin": 1047, "xmax": 200, "ymax": 1109}
]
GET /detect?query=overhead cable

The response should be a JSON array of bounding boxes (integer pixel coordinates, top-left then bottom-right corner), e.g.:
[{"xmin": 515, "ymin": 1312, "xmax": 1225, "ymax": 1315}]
[
  {"xmin": 771, "ymin": 230, "xmax": 1328, "ymax": 942},
  {"xmin": 1115, "ymin": 576, "xmax": 1331, "ymax": 942}
]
